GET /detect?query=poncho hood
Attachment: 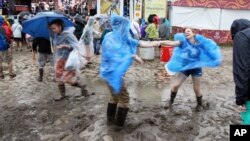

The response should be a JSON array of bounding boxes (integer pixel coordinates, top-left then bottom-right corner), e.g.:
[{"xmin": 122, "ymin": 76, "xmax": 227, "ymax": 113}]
[{"xmin": 230, "ymin": 19, "xmax": 250, "ymax": 39}]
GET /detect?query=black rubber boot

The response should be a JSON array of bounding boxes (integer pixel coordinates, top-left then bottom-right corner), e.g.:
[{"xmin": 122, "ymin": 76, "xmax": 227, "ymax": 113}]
[
  {"xmin": 196, "ymin": 96, "xmax": 203, "ymax": 112},
  {"xmin": 72, "ymin": 82, "xmax": 89, "ymax": 97},
  {"xmin": 54, "ymin": 84, "xmax": 66, "ymax": 101},
  {"xmin": 107, "ymin": 103, "xmax": 117, "ymax": 125},
  {"xmin": 38, "ymin": 68, "xmax": 43, "ymax": 82},
  {"xmin": 0, "ymin": 66, "xmax": 4, "ymax": 79},
  {"xmin": 115, "ymin": 107, "xmax": 129, "ymax": 128},
  {"xmin": 170, "ymin": 91, "xmax": 177, "ymax": 105}
]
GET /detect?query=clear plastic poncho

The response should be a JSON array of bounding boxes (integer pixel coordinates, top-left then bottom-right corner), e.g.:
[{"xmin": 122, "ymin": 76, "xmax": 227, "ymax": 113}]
[
  {"xmin": 165, "ymin": 33, "xmax": 222, "ymax": 73},
  {"xmin": 79, "ymin": 17, "xmax": 95, "ymax": 58},
  {"xmin": 100, "ymin": 14, "xmax": 138, "ymax": 94}
]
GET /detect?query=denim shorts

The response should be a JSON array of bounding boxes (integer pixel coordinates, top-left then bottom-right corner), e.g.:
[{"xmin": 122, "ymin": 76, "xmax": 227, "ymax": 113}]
[{"xmin": 181, "ymin": 68, "xmax": 202, "ymax": 77}]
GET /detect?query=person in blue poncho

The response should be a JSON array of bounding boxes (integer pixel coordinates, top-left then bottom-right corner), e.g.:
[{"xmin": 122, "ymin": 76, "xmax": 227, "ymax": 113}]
[
  {"xmin": 100, "ymin": 14, "xmax": 159, "ymax": 128},
  {"xmin": 156, "ymin": 27, "xmax": 222, "ymax": 112}
]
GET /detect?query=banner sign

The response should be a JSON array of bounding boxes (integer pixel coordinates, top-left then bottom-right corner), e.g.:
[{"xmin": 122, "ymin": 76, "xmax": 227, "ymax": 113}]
[
  {"xmin": 144, "ymin": 0, "xmax": 167, "ymax": 19},
  {"xmin": 134, "ymin": 0, "xmax": 142, "ymax": 19}
]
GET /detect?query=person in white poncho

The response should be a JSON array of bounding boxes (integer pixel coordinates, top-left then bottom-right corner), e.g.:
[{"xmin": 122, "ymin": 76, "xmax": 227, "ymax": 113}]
[{"xmin": 79, "ymin": 17, "xmax": 96, "ymax": 64}]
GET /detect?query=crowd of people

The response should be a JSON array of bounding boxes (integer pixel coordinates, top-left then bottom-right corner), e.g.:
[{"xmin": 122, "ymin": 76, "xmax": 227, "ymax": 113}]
[{"xmin": 0, "ymin": 5, "xmax": 249, "ymax": 130}]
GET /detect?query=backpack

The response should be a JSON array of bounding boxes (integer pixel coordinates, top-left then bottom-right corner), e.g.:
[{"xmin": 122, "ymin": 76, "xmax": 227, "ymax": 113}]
[{"xmin": 0, "ymin": 27, "xmax": 9, "ymax": 51}]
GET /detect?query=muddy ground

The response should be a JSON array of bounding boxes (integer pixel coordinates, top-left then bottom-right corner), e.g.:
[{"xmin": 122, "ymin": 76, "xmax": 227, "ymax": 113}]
[{"xmin": 0, "ymin": 47, "xmax": 240, "ymax": 141}]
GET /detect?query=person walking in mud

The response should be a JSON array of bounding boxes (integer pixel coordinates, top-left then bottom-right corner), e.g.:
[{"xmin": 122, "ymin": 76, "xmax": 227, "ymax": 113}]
[
  {"xmin": 156, "ymin": 27, "xmax": 222, "ymax": 112},
  {"xmin": 230, "ymin": 19, "xmax": 250, "ymax": 123},
  {"xmin": 100, "ymin": 14, "xmax": 159, "ymax": 129},
  {"xmin": 32, "ymin": 37, "xmax": 54, "ymax": 82},
  {"xmin": 49, "ymin": 19, "xmax": 91, "ymax": 101},
  {"xmin": 0, "ymin": 16, "xmax": 16, "ymax": 79}
]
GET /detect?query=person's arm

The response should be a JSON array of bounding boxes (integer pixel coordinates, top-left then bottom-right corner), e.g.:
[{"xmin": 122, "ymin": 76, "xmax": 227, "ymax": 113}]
[
  {"xmin": 159, "ymin": 40, "xmax": 181, "ymax": 47},
  {"xmin": 138, "ymin": 40, "xmax": 160, "ymax": 48},
  {"xmin": 58, "ymin": 32, "xmax": 77, "ymax": 50},
  {"xmin": 132, "ymin": 54, "xmax": 143, "ymax": 64}
]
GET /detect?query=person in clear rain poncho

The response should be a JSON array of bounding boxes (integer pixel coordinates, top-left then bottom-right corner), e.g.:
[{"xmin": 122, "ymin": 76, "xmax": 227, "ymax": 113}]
[
  {"xmin": 49, "ymin": 19, "xmax": 92, "ymax": 101},
  {"xmin": 79, "ymin": 17, "xmax": 95, "ymax": 64}
]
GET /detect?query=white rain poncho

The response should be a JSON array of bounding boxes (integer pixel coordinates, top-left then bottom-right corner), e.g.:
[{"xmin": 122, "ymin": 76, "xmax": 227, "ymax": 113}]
[{"xmin": 79, "ymin": 17, "xmax": 95, "ymax": 58}]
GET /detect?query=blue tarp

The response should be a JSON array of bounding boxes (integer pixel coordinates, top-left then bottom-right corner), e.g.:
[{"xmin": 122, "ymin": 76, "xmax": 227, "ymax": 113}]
[
  {"xmin": 165, "ymin": 33, "xmax": 222, "ymax": 73},
  {"xmin": 100, "ymin": 14, "xmax": 138, "ymax": 94}
]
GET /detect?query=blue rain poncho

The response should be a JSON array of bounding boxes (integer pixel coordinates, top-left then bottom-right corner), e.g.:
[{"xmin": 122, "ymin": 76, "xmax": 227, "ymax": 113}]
[
  {"xmin": 100, "ymin": 14, "xmax": 138, "ymax": 94},
  {"xmin": 165, "ymin": 33, "xmax": 222, "ymax": 73}
]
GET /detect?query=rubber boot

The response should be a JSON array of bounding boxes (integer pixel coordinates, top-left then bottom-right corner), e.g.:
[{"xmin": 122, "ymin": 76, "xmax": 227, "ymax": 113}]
[
  {"xmin": 0, "ymin": 65, "xmax": 4, "ymax": 79},
  {"xmin": 54, "ymin": 84, "xmax": 66, "ymax": 101},
  {"xmin": 115, "ymin": 107, "xmax": 129, "ymax": 130},
  {"xmin": 107, "ymin": 103, "xmax": 117, "ymax": 125},
  {"xmin": 72, "ymin": 82, "xmax": 89, "ymax": 97},
  {"xmin": 170, "ymin": 91, "xmax": 177, "ymax": 105},
  {"xmin": 38, "ymin": 68, "xmax": 43, "ymax": 82},
  {"xmin": 196, "ymin": 96, "xmax": 203, "ymax": 112}
]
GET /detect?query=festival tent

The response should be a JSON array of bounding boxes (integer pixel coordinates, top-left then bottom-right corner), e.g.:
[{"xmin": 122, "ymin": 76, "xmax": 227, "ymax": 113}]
[{"xmin": 170, "ymin": 0, "xmax": 250, "ymax": 44}]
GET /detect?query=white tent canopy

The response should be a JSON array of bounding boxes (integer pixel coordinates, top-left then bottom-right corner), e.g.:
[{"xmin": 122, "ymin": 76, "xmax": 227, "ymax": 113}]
[{"xmin": 171, "ymin": 6, "xmax": 250, "ymax": 30}]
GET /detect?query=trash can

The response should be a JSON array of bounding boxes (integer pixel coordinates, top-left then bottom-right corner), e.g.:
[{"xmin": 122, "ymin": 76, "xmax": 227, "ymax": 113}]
[
  {"xmin": 160, "ymin": 45, "xmax": 174, "ymax": 62},
  {"xmin": 139, "ymin": 46, "xmax": 155, "ymax": 60}
]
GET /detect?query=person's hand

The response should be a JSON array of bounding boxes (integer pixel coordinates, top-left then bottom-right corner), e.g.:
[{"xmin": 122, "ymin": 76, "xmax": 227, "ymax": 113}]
[
  {"xmin": 237, "ymin": 105, "xmax": 246, "ymax": 112},
  {"xmin": 134, "ymin": 55, "xmax": 144, "ymax": 64},
  {"xmin": 57, "ymin": 45, "xmax": 69, "ymax": 49},
  {"xmin": 152, "ymin": 41, "xmax": 160, "ymax": 47}
]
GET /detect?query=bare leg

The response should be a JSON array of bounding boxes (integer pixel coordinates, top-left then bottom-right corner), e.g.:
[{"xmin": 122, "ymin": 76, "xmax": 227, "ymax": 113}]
[
  {"xmin": 192, "ymin": 76, "xmax": 205, "ymax": 111},
  {"xmin": 171, "ymin": 73, "xmax": 187, "ymax": 92},
  {"xmin": 168, "ymin": 73, "xmax": 187, "ymax": 105},
  {"xmin": 192, "ymin": 77, "xmax": 201, "ymax": 97},
  {"xmin": 19, "ymin": 41, "xmax": 23, "ymax": 52},
  {"xmin": 8, "ymin": 61, "xmax": 16, "ymax": 78}
]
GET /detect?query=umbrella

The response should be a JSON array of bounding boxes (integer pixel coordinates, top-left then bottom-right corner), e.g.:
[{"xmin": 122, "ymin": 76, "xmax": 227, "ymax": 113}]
[
  {"xmin": 22, "ymin": 11, "xmax": 74, "ymax": 39},
  {"xmin": 74, "ymin": 15, "xmax": 86, "ymax": 25},
  {"xmin": 22, "ymin": 12, "xmax": 74, "ymax": 53},
  {"xmin": 18, "ymin": 11, "xmax": 31, "ymax": 18}
]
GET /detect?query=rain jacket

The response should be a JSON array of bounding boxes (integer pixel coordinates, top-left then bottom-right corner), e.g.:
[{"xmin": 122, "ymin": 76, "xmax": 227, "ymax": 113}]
[
  {"xmin": 100, "ymin": 14, "xmax": 138, "ymax": 94},
  {"xmin": 11, "ymin": 19, "xmax": 23, "ymax": 38},
  {"xmin": 230, "ymin": 19, "xmax": 250, "ymax": 105},
  {"xmin": 52, "ymin": 31, "xmax": 78, "ymax": 59},
  {"xmin": 0, "ymin": 16, "xmax": 12, "ymax": 42},
  {"xmin": 165, "ymin": 33, "xmax": 222, "ymax": 73}
]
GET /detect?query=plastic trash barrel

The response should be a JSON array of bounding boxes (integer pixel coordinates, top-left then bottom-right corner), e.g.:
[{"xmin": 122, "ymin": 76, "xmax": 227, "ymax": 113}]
[
  {"xmin": 160, "ymin": 45, "xmax": 174, "ymax": 62},
  {"xmin": 139, "ymin": 46, "xmax": 155, "ymax": 60}
]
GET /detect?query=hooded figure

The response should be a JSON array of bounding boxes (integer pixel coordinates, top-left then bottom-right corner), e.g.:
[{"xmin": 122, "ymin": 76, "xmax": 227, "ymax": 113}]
[
  {"xmin": 100, "ymin": 14, "xmax": 138, "ymax": 94},
  {"xmin": 230, "ymin": 19, "xmax": 250, "ymax": 113},
  {"xmin": 79, "ymin": 17, "xmax": 95, "ymax": 63},
  {"xmin": 100, "ymin": 14, "xmax": 140, "ymax": 128}
]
